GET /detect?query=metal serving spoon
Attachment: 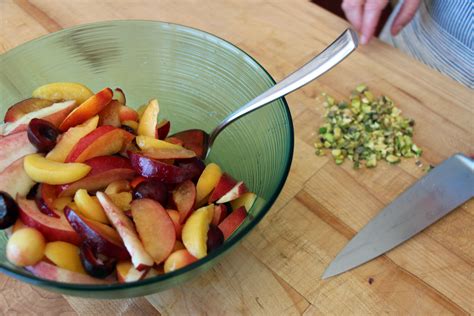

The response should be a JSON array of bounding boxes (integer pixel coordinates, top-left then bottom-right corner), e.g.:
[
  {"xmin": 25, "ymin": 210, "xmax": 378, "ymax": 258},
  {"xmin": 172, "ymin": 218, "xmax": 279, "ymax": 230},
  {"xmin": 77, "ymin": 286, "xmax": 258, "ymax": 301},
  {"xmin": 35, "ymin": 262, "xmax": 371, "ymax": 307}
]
[{"xmin": 172, "ymin": 29, "xmax": 358, "ymax": 159}]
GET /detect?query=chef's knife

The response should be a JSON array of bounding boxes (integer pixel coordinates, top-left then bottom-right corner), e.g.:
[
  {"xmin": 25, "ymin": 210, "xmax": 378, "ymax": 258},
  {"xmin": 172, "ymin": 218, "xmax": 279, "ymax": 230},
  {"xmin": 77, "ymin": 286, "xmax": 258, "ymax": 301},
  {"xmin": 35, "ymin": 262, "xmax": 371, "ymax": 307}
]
[{"xmin": 322, "ymin": 153, "xmax": 474, "ymax": 279}]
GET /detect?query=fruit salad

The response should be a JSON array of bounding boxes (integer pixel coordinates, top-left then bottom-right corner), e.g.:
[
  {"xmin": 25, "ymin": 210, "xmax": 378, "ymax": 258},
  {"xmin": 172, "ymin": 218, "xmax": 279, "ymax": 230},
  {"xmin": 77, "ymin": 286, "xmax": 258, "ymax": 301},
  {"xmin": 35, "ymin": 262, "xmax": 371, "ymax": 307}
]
[{"xmin": 0, "ymin": 82, "xmax": 257, "ymax": 284}]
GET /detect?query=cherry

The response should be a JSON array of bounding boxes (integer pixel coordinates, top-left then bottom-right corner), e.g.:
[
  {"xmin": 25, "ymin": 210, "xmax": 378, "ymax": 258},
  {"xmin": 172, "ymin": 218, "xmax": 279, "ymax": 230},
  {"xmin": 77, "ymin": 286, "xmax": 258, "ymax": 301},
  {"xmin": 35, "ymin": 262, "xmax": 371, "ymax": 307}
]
[
  {"xmin": 133, "ymin": 179, "xmax": 168, "ymax": 206},
  {"xmin": 206, "ymin": 225, "xmax": 224, "ymax": 253},
  {"xmin": 80, "ymin": 243, "xmax": 117, "ymax": 278},
  {"xmin": 27, "ymin": 118, "xmax": 59, "ymax": 152},
  {"xmin": 0, "ymin": 191, "xmax": 19, "ymax": 229}
]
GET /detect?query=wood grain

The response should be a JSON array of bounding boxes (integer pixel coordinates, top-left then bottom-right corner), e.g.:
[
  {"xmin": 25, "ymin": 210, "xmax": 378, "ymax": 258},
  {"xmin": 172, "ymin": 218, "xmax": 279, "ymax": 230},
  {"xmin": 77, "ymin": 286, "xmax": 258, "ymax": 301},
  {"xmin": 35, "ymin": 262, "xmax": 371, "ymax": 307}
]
[{"xmin": 0, "ymin": 0, "xmax": 472, "ymax": 315}]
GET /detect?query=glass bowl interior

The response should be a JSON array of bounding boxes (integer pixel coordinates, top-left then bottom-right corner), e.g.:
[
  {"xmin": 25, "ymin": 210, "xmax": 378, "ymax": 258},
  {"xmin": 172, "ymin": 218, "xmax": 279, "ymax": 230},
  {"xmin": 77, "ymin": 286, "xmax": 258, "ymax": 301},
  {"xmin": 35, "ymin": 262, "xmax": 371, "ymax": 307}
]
[{"xmin": 0, "ymin": 20, "xmax": 293, "ymax": 298}]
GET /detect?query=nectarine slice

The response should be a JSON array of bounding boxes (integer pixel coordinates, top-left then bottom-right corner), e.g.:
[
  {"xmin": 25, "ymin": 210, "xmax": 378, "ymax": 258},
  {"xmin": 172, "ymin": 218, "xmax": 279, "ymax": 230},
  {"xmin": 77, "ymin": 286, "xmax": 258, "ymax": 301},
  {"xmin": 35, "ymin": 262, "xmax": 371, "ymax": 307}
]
[
  {"xmin": 119, "ymin": 106, "xmax": 139, "ymax": 122},
  {"xmin": 4, "ymin": 98, "xmax": 53, "ymax": 123},
  {"xmin": 59, "ymin": 87, "xmax": 113, "ymax": 132},
  {"xmin": 230, "ymin": 192, "xmax": 257, "ymax": 212},
  {"xmin": 164, "ymin": 249, "xmax": 197, "ymax": 273},
  {"xmin": 137, "ymin": 99, "xmax": 159, "ymax": 138},
  {"xmin": 0, "ymin": 157, "xmax": 35, "ymax": 199},
  {"xmin": 172, "ymin": 180, "xmax": 196, "ymax": 224},
  {"xmin": 136, "ymin": 135, "xmax": 184, "ymax": 151},
  {"xmin": 97, "ymin": 192, "xmax": 154, "ymax": 270},
  {"xmin": 212, "ymin": 204, "xmax": 228, "ymax": 226},
  {"xmin": 181, "ymin": 204, "xmax": 214, "ymax": 259},
  {"xmin": 218, "ymin": 206, "xmax": 247, "ymax": 240},
  {"xmin": 216, "ymin": 181, "xmax": 248, "ymax": 204},
  {"xmin": 131, "ymin": 199, "xmax": 176, "ymax": 265},
  {"xmin": 208, "ymin": 173, "xmax": 237, "ymax": 203},
  {"xmin": 74, "ymin": 189, "xmax": 109, "ymax": 224},
  {"xmin": 116, "ymin": 260, "xmax": 148, "ymax": 283},
  {"xmin": 0, "ymin": 131, "xmax": 36, "ymax": 172},
  {"xmin": 46, "ymin": 115, "xmax": 99, "ymax": 162},
  {"xmin": 24, "ymin": 154, "xmax": 91, "ymax": 185},
  {"xmin": 27, "ymin": 261, "xmax": 110, "ymax": 284},
  {"xmin": 196, "ymin": 163, "xmax": 222, "ymax": 204},
  {"xmin": 65, "ymin": 126, "xmax": 134, "ymax": 163},
  {"xmin": 32, "ymin": 82, "xmax": 94, "ymax": 105},
  {"xmin": 98, "ymin": 100, "xmax": 121, "ymax": 127}
]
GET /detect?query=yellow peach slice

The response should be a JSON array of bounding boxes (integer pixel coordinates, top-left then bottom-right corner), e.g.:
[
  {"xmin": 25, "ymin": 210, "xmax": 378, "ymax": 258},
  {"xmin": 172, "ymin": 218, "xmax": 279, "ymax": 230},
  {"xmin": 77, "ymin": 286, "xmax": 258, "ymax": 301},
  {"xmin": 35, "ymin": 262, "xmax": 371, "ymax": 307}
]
[
  {"xmin": 44, "ymin": 241, "xmax": 85, "ymax": 274},
  {"xmin": 135, "ymin": 135, "xmax": 184, "ymax": 151},
  {"xmin": 182, "ymin": 205, "xmax": 214, "ymax": 259},
  {"xmin": 24, "ymin": 154, "xmax": 91, "ymax": 185},
  {"xmin": 196, "ymin": 163, "xmax": 222, "ymax": 204},
  {"xmin": 52, "ymin": 196, "xmax": 73, "ymax": 214},
  {"xmin": 230, "ymin": 192, "xmax": 257, "ymax": 212},
  {"xmin": 74, "ymin": 189, "xmax": 109, "ymax": 224},
  {"xmin": 105, "ymin": 180, "xmax": 131, "ymax": 194},
  {"xmin": 32, "ymin": 82, "xmax": 94, "ymax": 105},
  {"xmin": 164, "ymin": 249, "xmax": 197, "ymax": 273},
  {"xmin": 46, "ymin": 116, "xmax": 99, "ymax": 162},
  {"xmin": 108, "ymin": 192, "xmax": 133, "ymax": 211},
  {"xmin": 137, "ymin": 99, "xmax": 159, "ymax": 138}
]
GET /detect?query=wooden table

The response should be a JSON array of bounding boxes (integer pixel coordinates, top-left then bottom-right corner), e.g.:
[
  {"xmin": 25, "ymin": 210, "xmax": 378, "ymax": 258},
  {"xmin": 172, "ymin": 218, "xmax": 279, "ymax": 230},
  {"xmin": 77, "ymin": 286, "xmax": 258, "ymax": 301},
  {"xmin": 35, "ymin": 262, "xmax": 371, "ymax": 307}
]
[{"xmin": 1, "ymin": 0, "xmax": 473, "ymax": 314}]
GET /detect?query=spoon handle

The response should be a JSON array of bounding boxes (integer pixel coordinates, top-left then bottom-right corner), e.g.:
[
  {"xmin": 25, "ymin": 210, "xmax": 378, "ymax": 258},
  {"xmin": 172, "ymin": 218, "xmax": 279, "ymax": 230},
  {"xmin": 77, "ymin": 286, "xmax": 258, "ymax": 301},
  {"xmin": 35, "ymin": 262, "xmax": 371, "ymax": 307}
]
[{"xmin": 208, "ymin": 28, "xmax": 358, "ymax": 148}]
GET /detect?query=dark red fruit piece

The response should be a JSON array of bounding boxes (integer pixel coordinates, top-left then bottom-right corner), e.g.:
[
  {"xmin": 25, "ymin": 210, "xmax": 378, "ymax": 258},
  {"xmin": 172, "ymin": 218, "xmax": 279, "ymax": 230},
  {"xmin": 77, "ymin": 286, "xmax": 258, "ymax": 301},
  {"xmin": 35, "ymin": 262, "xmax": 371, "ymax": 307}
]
[
  {"xmin": 27, "ymin": 118, "xmax": 60, "ymax": 152},
  {"xmin": 176, "ymin": 158, "xmax": 205, "ymax": 182},
  {"xmin": 0, "ymin": 191, "xmax": 19, "ymax": 229},
  {"xmin": 35, "ymin": 197, "xmax": 60, "ymax": 218},
  {"xmin": 133, "ymin": 179, "xmax": 168, "ymax": 206},
  {"xmin": 80, "ymin": 243, "xmax": 117, "ymax": 278},
  {"xmin": 26, "ymin": 183, "xmax": 40, "ymax": 200},
  {"xmin": 206, "ymin": 224, "xmax": 224, "ymax": 253},
  {"xmin": 170, "ymin": 129, "xmax": 208, "ymax": 158}
]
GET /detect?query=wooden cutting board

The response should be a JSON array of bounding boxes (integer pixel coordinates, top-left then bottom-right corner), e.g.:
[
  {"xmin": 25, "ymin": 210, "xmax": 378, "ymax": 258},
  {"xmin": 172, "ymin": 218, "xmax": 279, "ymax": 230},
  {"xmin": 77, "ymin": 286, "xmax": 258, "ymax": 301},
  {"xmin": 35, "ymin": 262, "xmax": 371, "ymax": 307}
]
[{"xmin": 1, "ymin": 0, "xmax": 472, "ymax": 314}]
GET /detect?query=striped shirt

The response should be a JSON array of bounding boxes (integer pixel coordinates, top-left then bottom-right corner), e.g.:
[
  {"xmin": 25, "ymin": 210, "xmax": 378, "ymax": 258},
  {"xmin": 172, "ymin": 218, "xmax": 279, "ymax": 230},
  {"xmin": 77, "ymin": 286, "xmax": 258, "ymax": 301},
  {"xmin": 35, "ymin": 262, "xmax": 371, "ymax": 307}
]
[{"xmin": 380, "ymin": 0, "xmax": 473, "ymax": 88}]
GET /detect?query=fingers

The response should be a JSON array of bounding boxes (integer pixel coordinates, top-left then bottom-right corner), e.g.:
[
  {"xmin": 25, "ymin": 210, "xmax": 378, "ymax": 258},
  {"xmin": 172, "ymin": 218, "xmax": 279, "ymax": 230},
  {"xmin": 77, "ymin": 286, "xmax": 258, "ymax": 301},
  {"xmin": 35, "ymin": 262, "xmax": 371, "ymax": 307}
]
[
  {"xmin": 342, "ymin": 0, "xmax": 365, "ymax": 32},
  {"xmin": 360, "ymin": 0, "xmax": 388, "ymax": 44},
  {"xmin": 391, "ymin": 0, "xmax": 421, "ymax": 35}
]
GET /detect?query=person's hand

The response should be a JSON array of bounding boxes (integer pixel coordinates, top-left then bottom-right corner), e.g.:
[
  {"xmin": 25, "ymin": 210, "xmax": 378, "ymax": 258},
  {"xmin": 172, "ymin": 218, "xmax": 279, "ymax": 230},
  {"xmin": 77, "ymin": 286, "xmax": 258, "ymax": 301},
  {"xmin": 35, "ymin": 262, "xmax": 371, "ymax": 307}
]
[{"xmin": 341, "ymin": 0, "xmax": 421, "ymax": 44}]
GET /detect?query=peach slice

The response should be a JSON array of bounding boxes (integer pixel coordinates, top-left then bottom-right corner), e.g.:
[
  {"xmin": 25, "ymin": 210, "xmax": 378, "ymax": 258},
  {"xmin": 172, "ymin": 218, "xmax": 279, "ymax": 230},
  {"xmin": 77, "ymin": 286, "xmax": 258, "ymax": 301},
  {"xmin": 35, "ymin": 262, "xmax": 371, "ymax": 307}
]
[
  {"xmin": 172, "ymin": 180, "xmax": 196, "ymax": 224},
  {"xmin": 230, "ymin": 192, "xmax": 257, "ymax": 212},
  {"xmin": 65, "ymin": 208, "xmax": 129, "ymax": 260},
  {"xmin": 113, "ymin": 88, "xmax": 126, "ymax": 105},
  {"xmin": 32, "ymin": 82, "xmax": 94, "ymax": 105},
  {"xmin": 107, "ymin": 192, "xmax": 132, "ymax": 211},
  {"xmin": 131, "ymin": 199, "xmax": 176, "ymax": 264},
  {"xmin": 65, "ymin": 126, "xmax": 134, "ymax": 162},
  {"xmin": 119, "ymin": 106, "xmax": 138, "ymax": 122},
  {"xmin": 208, "ymin": 173, "xmax": 237, "ymax": 203},
  {"xmin": 6, "ymin": 227, "xmax": 46, "ymax": 267},
  {"xmin": 26, "ymin": 261, "xmax": 110, "ymax": 284},
  {"xmin": 52, "ymin": 196, "xmax": 72, "ymax": 214},
  {"xmin": 97, "ymin": 192, "xmax": 154, "ymax": 270},
  {"xmin": 181, "ymin": 204, "xmax": 214, "ymax": 259},
  {"xmin": 137, "ymin": 99, "xmax": 159, "ymax": 138},
  {"xmin": 98, "ymin": 100, "xmax": 121, "ymax": 127},
  {"xmin": 1, "ymin": 100, "xmax": 77, "ymax": 136},
  {"xmin": 163, "ymin": 249, "xmax": 197, "ymax": 273},
  {"xmin": 216, "ymin": 182, "xmax": 248, "ymax": 204},
  {"xmin": 0, "ymin": 157, "xmax": 35, "ymax": 198},
  {"xmin": 23, "ymin": 154, "xmax": 91, "ymax": 185},
  {"xmin": 165, "ymin": 137, "xmax": 184, "ymax": 146},
  {"xmin": 167, "ymin": 210, "xmax": 183, "ymax": 240},
  {"xmin": 0, "ymin": 131, "xmax": 37, "ymax": 172},
  {"xmin": 58, "ymin": 156, "xmax": 135, "ymax": 197},
  {"xmin": 116, "ymin": 261, "xmax": 148, "ymax": 283},
  {"xmin": 59, "ymin": 87, "xmax": 113, "ymax": 132},
  {"xmin": 36, "ymin": 183, "xmax": 60, "ymax": 217},
  {"xmin": 140, "ymin": 147, "xmax": 196, "ymax": 160},
  {"xmin": 136, "ymin": 135, "xmax": 184, "ymax": 151},
  {"xmin": 218, "ymin": 206, "xmax": 247, "ymax": 240},
  {"xmin": 18, "ymin": 197, "xmax": 81, "ymax": 245},
  {"xmin": 105, "ymin": 180, "xmax": 131, "ymax": 194},
  {"xmin": 44, "ymin": 241, "xmax": 85, "ymax": 274},
  {"xmin": 170, "ymin": 129, "xmax": 207, "ymax": 158},
  {"xmin": 4, "ymin": 98, "xmax": 54, "ymax": 123},
  {"xmin": 196, "ymin": 163, "xmax": 222, "ymax": 204},
  {"xmin": 46, "ymin": 115, "xmax": 99, "ymax": 162},
  {"xmin": 212, "ymin": 204, "xmax": 228, "ymax": 226},
  {"xmin": 156, "ymin": 120, "xmax": 170, "ymax": 140},
  {"xmin": 74, "ymin": 189, "xmax": 109, "ymax": 224}
]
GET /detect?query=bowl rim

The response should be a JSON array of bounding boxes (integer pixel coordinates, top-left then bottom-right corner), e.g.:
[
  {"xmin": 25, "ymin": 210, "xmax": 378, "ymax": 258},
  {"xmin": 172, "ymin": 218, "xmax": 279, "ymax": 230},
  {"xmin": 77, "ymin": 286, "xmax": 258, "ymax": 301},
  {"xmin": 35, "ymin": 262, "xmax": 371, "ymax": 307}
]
[{"xmin": 0, "ymin": 19, "xmax": 294, "ymax": 293}]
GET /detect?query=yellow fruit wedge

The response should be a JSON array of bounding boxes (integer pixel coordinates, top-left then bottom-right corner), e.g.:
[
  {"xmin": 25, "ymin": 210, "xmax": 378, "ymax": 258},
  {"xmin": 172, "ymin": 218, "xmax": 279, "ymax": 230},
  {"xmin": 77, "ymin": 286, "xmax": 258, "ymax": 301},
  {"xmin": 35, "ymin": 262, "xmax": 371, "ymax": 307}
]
[
  {"xmin": 74, "ymin": 189, "xmax": 109, "ymax": 224},
  {"xmin": 108, "ymin": 192, "xmax": 133, "ymax": 211},
  {"xmin": 44, "ymin": 241, "xmax": 85, "ymax": 274},
  {"xmin": 24, "ymin": 154, "xmax": 91, "ymax": 185},
  {"xmin": 182, "ymin": 204, "xmax": 214, "ymax": 259},
  {"xmin": 137, "ymin": 99, "xmax": 159, "ymax": 138},
  {"xmin": 136, "ymin": 135, "xmax": 183, "ymax": 151},
  {"xmin": 46, "ymin": 115, "xmax": 99, "ymax": 162},
  {"xmin": 196, "ymin": 163, "xmax": 222, "ymax": 203},
  {"xmin": 32, "ymin": 82, "xmax": 94, "ymax": 105}
]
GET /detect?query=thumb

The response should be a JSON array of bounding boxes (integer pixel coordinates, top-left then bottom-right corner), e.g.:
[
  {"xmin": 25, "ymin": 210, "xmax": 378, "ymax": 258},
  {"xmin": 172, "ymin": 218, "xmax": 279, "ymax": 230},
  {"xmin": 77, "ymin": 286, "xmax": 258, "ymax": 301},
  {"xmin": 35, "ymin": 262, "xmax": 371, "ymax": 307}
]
[{"xmin": 391, "ymin": 0, "xmax": 421, "ymax": 35}]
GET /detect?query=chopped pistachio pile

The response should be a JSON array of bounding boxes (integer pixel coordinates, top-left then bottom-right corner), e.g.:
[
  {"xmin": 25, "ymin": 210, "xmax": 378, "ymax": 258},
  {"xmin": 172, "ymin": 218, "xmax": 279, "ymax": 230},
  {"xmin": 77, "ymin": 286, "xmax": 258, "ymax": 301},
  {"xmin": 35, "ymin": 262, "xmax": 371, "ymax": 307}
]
[{"xmin": 315, "ymin": 84, "xmax": 422, "ymax": 168}]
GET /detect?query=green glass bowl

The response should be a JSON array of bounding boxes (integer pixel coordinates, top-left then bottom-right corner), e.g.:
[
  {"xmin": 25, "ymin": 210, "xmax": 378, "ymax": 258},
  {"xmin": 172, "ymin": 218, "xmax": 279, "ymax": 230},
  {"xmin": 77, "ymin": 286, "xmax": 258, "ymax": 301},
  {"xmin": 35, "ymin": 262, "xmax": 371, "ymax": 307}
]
[{"xmin": 0, "ymin": 20, "xmax": 293, "ymax": 298}]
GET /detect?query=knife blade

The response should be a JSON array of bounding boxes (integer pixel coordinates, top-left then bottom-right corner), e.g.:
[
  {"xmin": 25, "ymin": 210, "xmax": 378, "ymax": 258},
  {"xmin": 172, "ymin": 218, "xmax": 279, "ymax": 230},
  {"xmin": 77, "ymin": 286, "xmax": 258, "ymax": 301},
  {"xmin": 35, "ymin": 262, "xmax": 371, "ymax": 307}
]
[{"xmin": 322, "ymin": 153, "xmax": 474, "ymax": 279}]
